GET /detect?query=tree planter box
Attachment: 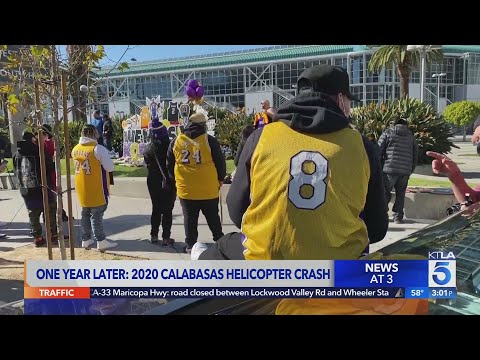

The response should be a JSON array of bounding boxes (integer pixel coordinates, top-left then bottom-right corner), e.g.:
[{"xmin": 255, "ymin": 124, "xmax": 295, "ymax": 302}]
[{"xmin": 0, "ymin": 173, "xmax": 18, "ymax": 190}]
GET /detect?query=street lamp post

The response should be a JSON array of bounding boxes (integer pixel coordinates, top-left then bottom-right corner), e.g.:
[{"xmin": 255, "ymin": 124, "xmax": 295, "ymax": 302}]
[
  {"xmin": 406, "ymin": 45, "xmax": 443, "ymax": 103},
  {"xmin": 80, "ymin": 84, "xmax": 96, "ymax": 122},
  {"xmin": 432, "ymin": 73, "xmax": 446, "ymax": 113}
]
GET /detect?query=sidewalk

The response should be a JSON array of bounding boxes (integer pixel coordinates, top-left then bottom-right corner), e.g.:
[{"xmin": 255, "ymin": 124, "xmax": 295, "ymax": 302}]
[
  {"xmin": 410, "ymin": 139, "xmax": 480, "ymax": 183},
  {"xmin": 0, "ymin": 189, "xmax": 435, "ymax": 260}
]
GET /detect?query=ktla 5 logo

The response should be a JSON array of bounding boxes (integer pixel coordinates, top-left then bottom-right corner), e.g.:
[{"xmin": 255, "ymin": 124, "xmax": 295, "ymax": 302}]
[{"xmin": 428, "ymin": 260, "xmax": 456, "ymax": 287}]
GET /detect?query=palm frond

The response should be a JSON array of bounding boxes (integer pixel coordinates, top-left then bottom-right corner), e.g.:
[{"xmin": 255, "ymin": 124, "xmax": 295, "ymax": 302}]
[{"xmin": 368, "ymin": 45, "xmax": 406, "ymax": 73}]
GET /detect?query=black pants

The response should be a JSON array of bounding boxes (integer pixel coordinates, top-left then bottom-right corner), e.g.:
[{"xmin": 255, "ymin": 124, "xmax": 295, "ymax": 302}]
[
  {"xmin": 385, "ymin": 173, "xmax": 410, "ymax": 219},
  {"xmin": 180, "ymin": 198, "xmax": 224, "ymax": 246},
  {"xmin": 147, "ymin": 179, "xmax": 176, "ymax": 239},
  {"xmin": 199, "ymin": 232, "xmax": 245, "ymax": 260},
  {"xmin": 29, "ymin": 202, "xmax": 57, "ymax": 238},
  {"xmin": 104, "ymin": 136, "xmax": 112, "ymax": 151}
]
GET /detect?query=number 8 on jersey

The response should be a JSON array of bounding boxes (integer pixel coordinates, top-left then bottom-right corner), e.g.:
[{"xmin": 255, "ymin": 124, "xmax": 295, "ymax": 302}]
[{"xmin": 288, "ymin": 151, "xmax": 328, "ymax": 210}]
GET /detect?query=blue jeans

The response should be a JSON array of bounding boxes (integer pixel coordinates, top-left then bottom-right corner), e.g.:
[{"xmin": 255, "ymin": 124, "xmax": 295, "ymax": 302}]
[{"xmin": 81, "ymin": 204, "xmax": 108, "ymax": 242}]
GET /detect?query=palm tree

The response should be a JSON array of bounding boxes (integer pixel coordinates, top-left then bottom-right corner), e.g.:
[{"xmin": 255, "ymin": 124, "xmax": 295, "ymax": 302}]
[{"xmin": 367, "ymin": 45, "xmax": 443, "ymax": 98}]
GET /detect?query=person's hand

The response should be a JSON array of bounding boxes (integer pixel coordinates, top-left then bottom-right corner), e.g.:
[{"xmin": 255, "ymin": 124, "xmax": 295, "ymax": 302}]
[
  {"xmin": 219, "ymin": 181, "xmax": 223, "ymax": 189},
  {"xmin": 426, "ymin": 151, "xmax": 461, "ymax": 177},
  {"xmin": 472, "ymin": 126, "xmax": 480, "ymax": 145}
]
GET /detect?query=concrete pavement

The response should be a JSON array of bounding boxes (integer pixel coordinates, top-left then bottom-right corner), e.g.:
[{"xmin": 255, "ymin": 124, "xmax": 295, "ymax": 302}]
[
  {"xmin": 0, "ymin": 189, "xmax": 435, "ymax": 260},
  {"xmin": 410, "ymin": 138, "xmax": 480, "ymax": 183},
  {"xmin": 4, "ymin": 137, "xmax": 476, "ymax": 260}
]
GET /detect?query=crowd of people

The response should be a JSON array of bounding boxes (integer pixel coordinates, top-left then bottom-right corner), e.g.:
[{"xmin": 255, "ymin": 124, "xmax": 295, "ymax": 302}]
[{"xmin": 5, "ymin": 63, "xmax": 478, "ymax": 315}]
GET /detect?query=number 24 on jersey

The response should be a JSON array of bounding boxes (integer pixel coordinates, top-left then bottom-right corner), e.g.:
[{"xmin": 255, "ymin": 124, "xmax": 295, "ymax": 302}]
[
  {"xmin": 74, "ymin": 159, "xmax": 92, "ymax": 175},
  {"xmin": 181, "ymin": 149, "xmax": 201, "ymax": 164}
]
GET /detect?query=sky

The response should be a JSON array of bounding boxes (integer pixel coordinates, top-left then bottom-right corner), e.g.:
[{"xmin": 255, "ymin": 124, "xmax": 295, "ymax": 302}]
[{"xmin": 98, "ymin": 45, "xmax": 272, "ymax": 67}]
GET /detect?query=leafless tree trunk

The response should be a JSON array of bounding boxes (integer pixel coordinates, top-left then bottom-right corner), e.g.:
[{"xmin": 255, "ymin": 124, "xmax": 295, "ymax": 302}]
[
  {"xmin": 51, "ymin": 46, "xmax": 67, "ymax": 260},
  {"xmin": 67, "ymin": 45, "xmax": 90, "ymax": 122}
]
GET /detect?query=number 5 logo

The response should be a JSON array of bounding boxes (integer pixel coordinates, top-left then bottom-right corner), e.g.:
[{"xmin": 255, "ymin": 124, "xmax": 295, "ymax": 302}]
[
  {"xmin": 432, "ymin": 262, "xmax": 451, "ymax": 285},
  {"xmin": 429, "ymin": 261, "xmax": 455, "ymax": 287},
  {"xmin": 288, "ymin": 151, "xmax": 328, "ymax": 210}
]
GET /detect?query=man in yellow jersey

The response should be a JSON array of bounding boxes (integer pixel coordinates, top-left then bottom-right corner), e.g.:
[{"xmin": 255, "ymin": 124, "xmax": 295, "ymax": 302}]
[
  {"xmin": 193, "ymin": 65, "xmax": 426, "ymax": 315},
  {"xmin": 253, "ymin": 100, "xmax": 276, "ymax": 130},
  {"xmin": 71, "ymin": 125, "xmax": 117, "ymax": 251},
  {"xmin": 229, "ymin": 65, "xmax": 389, "ymax": 260},
  {"xmin": 166, "ymin": 112, "xmax": 226, "ymax": 253}
]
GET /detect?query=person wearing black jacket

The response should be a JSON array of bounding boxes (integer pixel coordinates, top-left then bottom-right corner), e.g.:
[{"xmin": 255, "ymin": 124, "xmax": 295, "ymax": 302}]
[
  {"xmin": 103, "ymin": 114, "xmax": 113, "ymax": 151},
  {"xmin": 166, "ymin": 112, "xmax": 226, "ymax": 253},
  {"xmin": 13, "ymin": 130, "xmax": 58, "ymax": 247},
  {"xmin": 143, "ymin": 136, "xmax": 176, "ymax": 246},
  {"xmin": 234, "ymin": 124, "xmax": 255, "ymax": 167},
  {"xmin": 194, "ymin": 65, "xmax": 389, "ymax": 265},
  {"xmin": 378, "ymin": 118, "xmax": 418, "ymax": 224}
]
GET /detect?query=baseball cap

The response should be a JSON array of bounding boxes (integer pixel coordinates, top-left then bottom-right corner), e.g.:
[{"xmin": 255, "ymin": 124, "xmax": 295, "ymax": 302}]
[
  {"xmin": 297, "ymin": 64, "xmax": 359, "ymax": 101},
  {"xmin": 41, "ymin": 124, "xmax": 53, "ymax": 137}
]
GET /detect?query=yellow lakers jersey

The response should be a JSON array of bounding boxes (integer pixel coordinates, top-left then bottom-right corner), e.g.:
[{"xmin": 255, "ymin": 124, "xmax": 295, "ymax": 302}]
[
  {"xmin": 173, "ymin": 133, "xmax": 219, "ymax": 200},
  {"xmin": 72, "ymin": 143, "xmax": 110, "ymax": 208},
  {"xmin": 242, "ymin": 121, "xmax": 370, "ymax": 261},
  {"xmin": 254, "ymin": 111, "xmax": 270, "ymax": 128}
]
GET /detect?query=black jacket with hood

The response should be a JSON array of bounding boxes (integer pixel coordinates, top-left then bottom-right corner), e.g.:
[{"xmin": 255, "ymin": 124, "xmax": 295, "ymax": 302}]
[
  {"xmin": 227, "ymin": 92, "xmax": 389, "ymax": 244},
  {"xmin": 13, "ymin": 140, "xmax": 55, "ymax": 209},
  {"xmin": 166, "ymin": 122, "xmax": 226, "ymax": 187},
  {"xmin": 143, "ymin": 137, "xmax": 171, "ymax": 189},
  {"xmin": 378, "ymin": 124, "xmax": 417, "ymax": 175},
  {"xmin": 234, "ymin": 125, "xmax": 255, "ymax": 167}
]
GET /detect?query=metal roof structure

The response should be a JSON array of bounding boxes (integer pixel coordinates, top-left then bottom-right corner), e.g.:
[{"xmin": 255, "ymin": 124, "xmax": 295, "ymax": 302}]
[
  {"xmin": 96, "ymin": 45, "xmax": 368, "ymax": 77},
  {"xmin": 96, "ymin": 45, "xmax": 480, "ymax": 78}
]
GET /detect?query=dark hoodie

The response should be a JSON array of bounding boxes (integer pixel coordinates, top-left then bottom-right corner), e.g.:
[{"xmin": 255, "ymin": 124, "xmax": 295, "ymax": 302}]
[
  {"xmin": 234, "ymin": 125, "xmax": 255, "ymax": 167},
  {"xmin": 227, "ymin": 92, "xmax": 389, "ymax": 244},
  {"xmin": 378, "ymin": 123, "xmax": 418, "ymax": 175},
  {"xmin": 13, "ymin": 140, "xmax": 55, "ymax": 210},
  {"xmin": 143, "ymin": 137, "xmax": 171, "ymax": 190},
  {"xmin": 166, "ymin": 122, "xmax": 226, "ymax": 187}
]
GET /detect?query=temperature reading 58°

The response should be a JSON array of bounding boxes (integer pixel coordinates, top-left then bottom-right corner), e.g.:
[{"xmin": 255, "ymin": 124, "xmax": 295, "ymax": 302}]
[{"xmin": 411, "ymin": 289, "xmax": 424, "ymax": 297}]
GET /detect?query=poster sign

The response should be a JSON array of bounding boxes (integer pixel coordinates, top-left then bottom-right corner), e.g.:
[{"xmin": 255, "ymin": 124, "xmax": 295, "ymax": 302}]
[{"xmin": 121, "ymin": 96, "xmax": 215, "ymax": 159}]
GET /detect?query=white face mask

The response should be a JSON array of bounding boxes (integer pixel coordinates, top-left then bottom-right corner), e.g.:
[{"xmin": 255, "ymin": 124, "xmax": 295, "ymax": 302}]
[{"xmin": 338, "ymin": 93, "xmax": 351, "ymax": 117}]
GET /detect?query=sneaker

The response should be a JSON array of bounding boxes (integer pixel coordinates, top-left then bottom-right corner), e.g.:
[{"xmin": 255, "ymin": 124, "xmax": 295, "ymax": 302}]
[
  {"xmin": 161, "ymin": 238, "xmax": 175, "ymax": 247},
  {"xmin": 394, "ymin": 218, "xmax": 404, "ymax": 224},
  {"xmin": 34, "ymin": 237, "xmax": 46, "ymax": 247},
  {"xmin": 191, "ymin": 242, "xmax": 208, "ymax": 260},
  {"xmin": 150, "ymin": 235, "xmax": 159, "ymax": 244},
  {"xmin": 184, "ymin": 244, "xmax": 193, "ymax": 254},
  {"xmin": 82, "ymin": 239, "xmax": 95, "ymax": 249},
  {"xmin": 0, "ymin": 233, "xmax": 6, "ymax": 239},
  {"xmin": 97, "ymin": 239, "xmax": 118, "ymax": 251}
]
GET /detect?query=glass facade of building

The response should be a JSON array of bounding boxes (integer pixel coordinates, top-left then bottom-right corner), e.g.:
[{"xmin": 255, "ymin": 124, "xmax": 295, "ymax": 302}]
[{"xmin": 95, "ymin": 47, "xmax": 480, "ymax": 114}]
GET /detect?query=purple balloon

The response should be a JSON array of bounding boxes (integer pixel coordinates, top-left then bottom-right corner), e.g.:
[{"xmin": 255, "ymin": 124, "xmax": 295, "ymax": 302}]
[
  {"xmin": 195, "ymin": 86, "xmax": 205, "ymax": 98},
  {"xmin": 185, "ymin": 86, "xmax": 196, "ymax": 98},
  {"xmin": 187, "ymin": 79, "xmax": 199, "ymax": 89}
]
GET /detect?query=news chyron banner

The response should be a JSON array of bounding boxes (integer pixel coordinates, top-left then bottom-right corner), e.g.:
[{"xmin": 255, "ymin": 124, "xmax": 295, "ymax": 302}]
[{"xmin": 24, "ymin": 252, "xmax": 456, "ymax": 315}]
